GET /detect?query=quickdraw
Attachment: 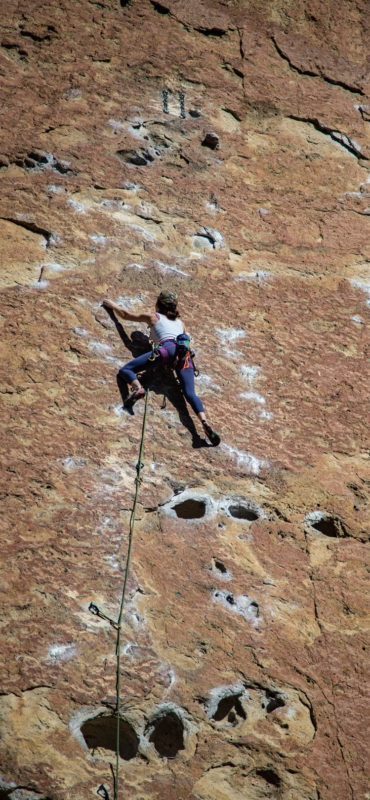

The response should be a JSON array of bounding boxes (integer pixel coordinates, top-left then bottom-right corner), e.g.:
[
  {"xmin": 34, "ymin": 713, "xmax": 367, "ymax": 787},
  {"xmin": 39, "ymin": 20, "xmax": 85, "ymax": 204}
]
[{"xmin": 148, "ymin": 341, "xmax": 160, "ymax": 361}]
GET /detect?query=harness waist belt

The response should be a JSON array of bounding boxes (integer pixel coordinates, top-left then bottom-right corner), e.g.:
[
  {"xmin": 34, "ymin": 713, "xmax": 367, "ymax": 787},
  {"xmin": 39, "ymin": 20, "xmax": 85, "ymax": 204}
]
[{"xmin": 157, "ymin": 339, "xmax": 176, "ymax": 365}]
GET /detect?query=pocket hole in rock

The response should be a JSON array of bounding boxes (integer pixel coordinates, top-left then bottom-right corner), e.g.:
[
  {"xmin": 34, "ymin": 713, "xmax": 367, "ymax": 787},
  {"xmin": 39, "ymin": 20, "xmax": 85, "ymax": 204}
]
[
  {"xmin": 213, "ymin": 591, "xmax": 260, "ymax": 622},
  {"xmin": 248, "ymin": 600, "xmax": 260, "ymax": 618},
  {"xmin": 306, "ymin": 512, "xmax": 349, "ymax": 538},
  {"xmin": 311, "ymin": 516, "xmax": 345, "ymax": 537},
  {"xmin": 202, "ymin": 132, "xmax": 220, "ymax": 149},
  {"xmin": 263, "ymin": 690, "xmax": 285, "ymax": 713},
  {"xmin": 150, "ymin": 1, "xmax": 170, "ymax": 13},
  {"xmin": 212, "ymin": 558, "xmax": 227, "ymax": 574},
  {"xmin": 116, "ymin": 148, "xmax": 156, "ymax": 166},
  {"xmin": 172, "ymin": 498, "xmax": 206, "ymax": 519},
  {"xmin": 256, "ymin": 768, "xmax": 281, "ymax": 787},
  {"xmin": 227, "ymin": 503, "xmax": 260, "ymax": 521},
  {"xmin": 81, "ymin": 714, "xmax": 139, "ymax": 760},
  {"xmin": 147, "ymin": 710, "xmax": 185, "ymax": 758},
  {"xmin": 212, "ymin": 692, "xmax": 246, "ymax": 723}
]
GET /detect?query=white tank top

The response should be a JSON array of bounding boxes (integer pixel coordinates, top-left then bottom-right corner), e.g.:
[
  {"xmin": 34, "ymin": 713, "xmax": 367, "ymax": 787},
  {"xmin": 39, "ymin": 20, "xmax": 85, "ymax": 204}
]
[{"xmin": 150, "ymin": 313, "xmax": 184, "ymax": 344}]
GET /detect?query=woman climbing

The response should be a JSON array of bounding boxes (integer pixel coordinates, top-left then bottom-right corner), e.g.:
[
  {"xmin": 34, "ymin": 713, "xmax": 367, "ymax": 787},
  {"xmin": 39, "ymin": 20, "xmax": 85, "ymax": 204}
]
[{"xmin": 103, "ymin": 290, "xmax": 220, "ymax": 446}]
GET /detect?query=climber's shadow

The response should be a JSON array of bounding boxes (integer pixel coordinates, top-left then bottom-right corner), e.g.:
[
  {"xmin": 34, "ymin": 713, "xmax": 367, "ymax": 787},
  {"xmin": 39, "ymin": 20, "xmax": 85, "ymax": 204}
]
[
  {"xmin": 103, "ymin": 308, "xmax": 152, "ymax": 405},
  {"xmin": 104, "ymin": 306, "xmax": 150, "ymax": 357},
  {"xmin": 119, "ymin": 361, "xmax": 208, "ymax": 448},
  {"xmin": 145, "ymin": 366, "xmax": 209, "ymax": 449},
  {"xmin": 105, "ymin": 312, "xmax": 209, "ymax": 448}
]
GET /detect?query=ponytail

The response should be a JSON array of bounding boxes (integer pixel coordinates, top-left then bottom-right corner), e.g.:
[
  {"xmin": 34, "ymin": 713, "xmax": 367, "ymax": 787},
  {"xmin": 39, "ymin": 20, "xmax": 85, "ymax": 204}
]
[{"xmin": 156, "ymin": 298, "xmax": 179, "ymax": 320}]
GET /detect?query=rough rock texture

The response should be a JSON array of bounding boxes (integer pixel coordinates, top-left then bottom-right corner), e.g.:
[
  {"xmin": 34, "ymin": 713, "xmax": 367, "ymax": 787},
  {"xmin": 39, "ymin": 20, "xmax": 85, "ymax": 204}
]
[{"xmin": 0, "ymin": 1, "xmax": 369, "ymax": 799}]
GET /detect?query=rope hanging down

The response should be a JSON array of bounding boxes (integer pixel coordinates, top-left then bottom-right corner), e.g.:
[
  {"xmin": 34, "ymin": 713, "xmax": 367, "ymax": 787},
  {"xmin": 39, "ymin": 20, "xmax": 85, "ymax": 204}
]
[
  {"xmin": 91, "ymin": 389, "xmax": 150, "ymax": 800},
  {"xmin": 115, "ymin": 388, "xmax": 149, "ymax": 799}
]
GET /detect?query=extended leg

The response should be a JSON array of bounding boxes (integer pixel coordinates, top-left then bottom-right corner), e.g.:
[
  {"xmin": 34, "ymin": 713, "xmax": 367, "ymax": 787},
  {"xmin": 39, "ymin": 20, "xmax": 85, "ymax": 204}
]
[
  {"xmin": 176, "ymin": 362, "xmax": 220, "ymax": 445},
  {"xmin": 176, "ymin": 362, "xmax": 204, "ymax": 415}
]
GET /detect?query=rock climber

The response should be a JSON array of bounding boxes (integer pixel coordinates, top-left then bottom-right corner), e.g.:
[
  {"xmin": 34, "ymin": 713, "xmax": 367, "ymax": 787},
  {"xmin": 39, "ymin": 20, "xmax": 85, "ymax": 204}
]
[{"xmin": 102, "ymin": 290, "xmax": 221, "ymax": 446}]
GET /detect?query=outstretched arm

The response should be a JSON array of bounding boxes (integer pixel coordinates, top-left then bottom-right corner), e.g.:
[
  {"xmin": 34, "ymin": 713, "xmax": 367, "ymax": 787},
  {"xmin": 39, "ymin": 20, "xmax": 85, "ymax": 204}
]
[{"xmin": 103, "ymin": 299, "xmax": 156, "ymax": 325}]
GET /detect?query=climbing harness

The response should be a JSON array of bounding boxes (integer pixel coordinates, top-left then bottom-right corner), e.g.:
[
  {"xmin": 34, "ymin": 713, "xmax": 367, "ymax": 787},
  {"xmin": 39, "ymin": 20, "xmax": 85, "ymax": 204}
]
[
  {"xmin": 90, "ymin": 389, "xmax": 150, "ymax": 800},
  {"xmin": 147, "ymin": 334, "xmax": 198, "ymax": 375}
]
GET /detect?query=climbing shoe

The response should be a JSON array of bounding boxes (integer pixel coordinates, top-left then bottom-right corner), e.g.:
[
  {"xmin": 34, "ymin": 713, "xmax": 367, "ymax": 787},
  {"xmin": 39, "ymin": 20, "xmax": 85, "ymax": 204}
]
[
  {"xmin": 124, "ymin": 387, "xmax": 145, "ymax": 410},
  {"xmin": 202, "ymin": 422, "xmax": 221, "ymax": 447},
  {"xmin": 129, "ymin": 386, "xmax": 145, "ymax": 403}
]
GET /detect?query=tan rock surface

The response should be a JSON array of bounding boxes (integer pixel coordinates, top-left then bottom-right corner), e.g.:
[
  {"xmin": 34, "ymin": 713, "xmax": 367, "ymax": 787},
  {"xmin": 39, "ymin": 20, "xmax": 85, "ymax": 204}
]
[{"xmin": 0, "ymin": 1, "xmax": 369, "ymax": 799}]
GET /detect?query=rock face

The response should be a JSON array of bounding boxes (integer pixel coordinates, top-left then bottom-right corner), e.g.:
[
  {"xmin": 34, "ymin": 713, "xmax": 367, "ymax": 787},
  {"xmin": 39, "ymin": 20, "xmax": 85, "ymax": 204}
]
[{"xmin": 0, "ymin": 1, "xmax": 369, "ymax": 799}]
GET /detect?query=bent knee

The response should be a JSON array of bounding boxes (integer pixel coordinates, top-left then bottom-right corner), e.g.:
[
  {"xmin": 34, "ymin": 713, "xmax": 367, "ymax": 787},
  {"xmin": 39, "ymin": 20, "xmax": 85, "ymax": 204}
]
[{"xmin": 119, "ymin": 367, "xmax": 131, "ymax": 381}]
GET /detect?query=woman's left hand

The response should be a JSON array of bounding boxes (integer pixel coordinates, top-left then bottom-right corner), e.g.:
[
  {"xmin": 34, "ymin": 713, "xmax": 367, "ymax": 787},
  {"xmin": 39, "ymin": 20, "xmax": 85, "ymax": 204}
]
[{"xmin": 102, "ymin": 298, "xmax": 115, "ymax": 310}]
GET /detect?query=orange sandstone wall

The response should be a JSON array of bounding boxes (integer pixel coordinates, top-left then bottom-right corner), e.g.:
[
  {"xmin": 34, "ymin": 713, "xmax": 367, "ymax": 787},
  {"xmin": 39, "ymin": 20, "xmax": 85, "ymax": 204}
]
[{"xmin": 0, "ymin": 2, "xmax": 369, "ymax": 799}]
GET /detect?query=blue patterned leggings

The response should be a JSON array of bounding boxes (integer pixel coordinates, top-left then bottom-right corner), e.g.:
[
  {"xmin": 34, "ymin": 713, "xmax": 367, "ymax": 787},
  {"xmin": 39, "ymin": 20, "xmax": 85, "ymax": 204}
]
[{"xmin": 119, "ymin": 342, "xmax": 204, "ymax": 414}]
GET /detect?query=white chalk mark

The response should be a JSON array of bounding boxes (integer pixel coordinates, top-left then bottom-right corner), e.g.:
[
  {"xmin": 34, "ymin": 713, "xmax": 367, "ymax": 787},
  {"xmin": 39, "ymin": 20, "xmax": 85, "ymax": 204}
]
[
  {"xmin": 234, "ymin": 270, "xmax": 271, "ymax": 283},
  {"xmin": 351, "ymin": 279, "xmax": 370, "ymax": 307},
  {"xmin": 241, "ymin": 365, "xmax": 260, "ymax": 384},
  {"xmin": 221, "ymin": 443, "xmax": 268, "ymax": 475},
  {"xmin": 154, "ymin": 260, "xmax": 189, "ymax": 277},
  {"xmin": 217, "ymin": 327, "xmax": 246, "ymax": 357},
  {"xmin": 240, "ymin": 391, "xmax": 266, "ymax": 405},
  {"xmin": 48, "ymin": 643, "xmax": 77, "ymax": 663},
  {"xmin": 62, "ymin": 456, "xmax": 87, "ymax": 471},
  {"xmin": 351, "ymin": 314, "xmax": 365, "ymax": 325},
  {"xmin": 68, "ymin": 197, "xmax": 88, "ymax": 214},
  {"xmin": 213, "ymin": 590, "xmax": 261, "ymax": 627}
]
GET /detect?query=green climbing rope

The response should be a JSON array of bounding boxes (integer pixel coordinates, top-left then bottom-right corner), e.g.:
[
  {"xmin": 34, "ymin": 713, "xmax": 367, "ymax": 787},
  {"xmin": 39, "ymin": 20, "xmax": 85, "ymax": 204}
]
[{"xmin": 114, "ymin": 388, "xmax": 150, "ymax": 800}]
